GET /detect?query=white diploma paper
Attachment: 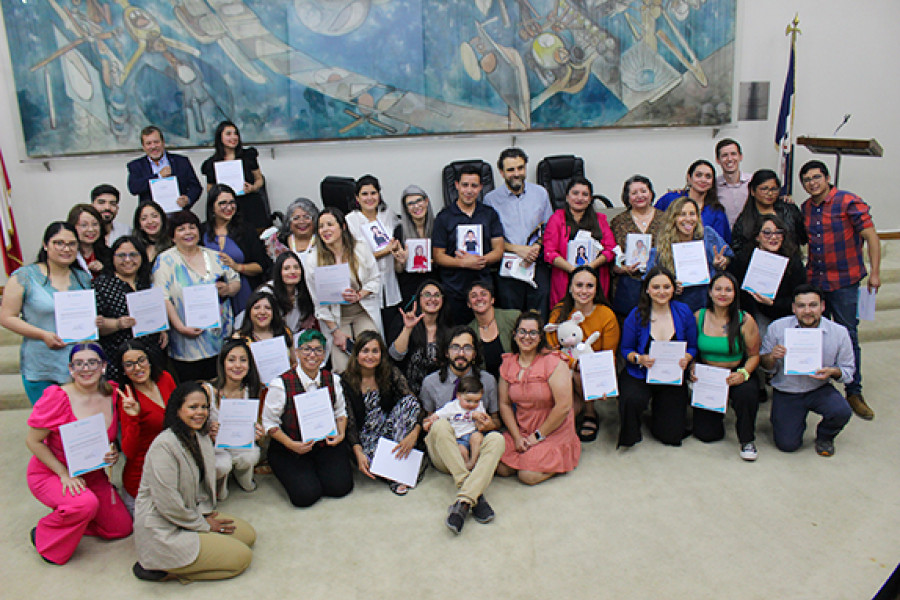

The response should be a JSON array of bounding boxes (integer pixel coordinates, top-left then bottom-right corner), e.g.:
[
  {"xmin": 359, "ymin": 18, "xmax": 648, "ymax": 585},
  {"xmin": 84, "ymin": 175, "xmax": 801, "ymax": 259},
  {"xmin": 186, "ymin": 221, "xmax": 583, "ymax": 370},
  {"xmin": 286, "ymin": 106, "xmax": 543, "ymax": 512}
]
[
  {"xmin": 646, "ymin": 340, "xmax": 688, "ymax": 385},
  {"xmin": 149, "ymin": 176, "xmax": 181, "ymax": 213},
  {"xmin": 295, "ymin": 388, "xmax": 337, "ymax": 442},
  {"xmin": 625, "ymin": 233, "xmax": 652, "ymax": 269},
  {"xmin": 315, "ymin": 263, "xmax": 352, "ymax": 305},
  {"xmin": 54, "ymin": 289, "xmax": 98, "ymax": 343},
  {"xmin": 59, "ymin": 412, "xmax": 110, "ymax": 477},
  {"xmin": 672, "ymin": 241, "xmax": 710, "ymax": 287},
  {"xmin": 126, "ymin": 288, "xmax": 169, "ymax": 337},
  {"xmin": 250, "ymin": 337, "xmax": 291, "ymax": 385},
  {"xmin": 213, "ymin": 160, "xmax": 246, "ymax": 195},
  {"xmin": 215, "ymin": 398, "xmax": 259, "ymax": 449},
  {"xmin": 858, "ymin": 288, "xmax": 877, "ymax": 321},
  {"xmin": 691, "ymin": 364, "xmax": 730, "ymax": 413},
  {"xmin": 741, "ymin": 249, "xmax": 789, "ymax": 300},
  {"xmin": 369, "ymin": 437, "xmax": 424, "ymax": 488},
  {"xmin": 784, "ymin": 328, "xmax": 822, "ymax": 375},
  {"xmin": 579, "ymin": 350, "xmax": 619, "ymax": 399},
  {"xmin": 182, "ymin": 284, "xmax": 221, "ymax": 330},
  {"xmin": 405, "ymin": 238, "xmax": 431, "ymax": 272}
]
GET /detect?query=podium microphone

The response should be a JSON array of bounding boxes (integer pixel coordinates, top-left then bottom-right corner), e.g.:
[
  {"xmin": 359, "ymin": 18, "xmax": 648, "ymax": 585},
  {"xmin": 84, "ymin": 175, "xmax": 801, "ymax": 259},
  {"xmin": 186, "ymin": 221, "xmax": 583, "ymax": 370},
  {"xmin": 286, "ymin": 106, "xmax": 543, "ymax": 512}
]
[{"xmin": 833, "ymin": 113, "xmax": 851, "ymax": 135}]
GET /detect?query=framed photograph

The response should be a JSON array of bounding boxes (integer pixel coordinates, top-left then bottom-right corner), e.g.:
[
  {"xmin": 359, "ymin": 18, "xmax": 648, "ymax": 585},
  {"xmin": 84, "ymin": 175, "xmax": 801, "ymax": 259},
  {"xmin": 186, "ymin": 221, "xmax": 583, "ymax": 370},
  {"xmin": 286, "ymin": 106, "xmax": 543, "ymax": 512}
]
[
  {"xmin": 567, "ymin": 240, "xmax": 596, "ymax": 266},
  {"xmin": 362, "ymin": 220, "xmax": 393, "ymax": 252},
  {"xmin": 405, "ymin": 239, "xmax": 432, "ymax": 273},
  {"xmin": 625, "ymin": 233, "xmax": 652, "ymax": 269},
  {"xmin": 457, "ymin": 225, "xmax": 483, "ymax": 256}
]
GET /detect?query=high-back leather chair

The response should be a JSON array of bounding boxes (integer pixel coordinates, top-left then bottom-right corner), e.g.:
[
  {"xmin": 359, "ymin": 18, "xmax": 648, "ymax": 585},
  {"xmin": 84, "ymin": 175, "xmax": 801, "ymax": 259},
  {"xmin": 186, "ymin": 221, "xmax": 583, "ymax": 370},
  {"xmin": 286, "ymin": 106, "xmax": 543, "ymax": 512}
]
[
  {"xmin": 536, "ymin": 154, "xmax": 585, "ymax": 211},
  {"xmin": 441, "ymin": 159, "xmax": 494, "ymax": 208},
  {"xmin": 319, "ymin": 175, "xmax": 356, "ymax": 216}
]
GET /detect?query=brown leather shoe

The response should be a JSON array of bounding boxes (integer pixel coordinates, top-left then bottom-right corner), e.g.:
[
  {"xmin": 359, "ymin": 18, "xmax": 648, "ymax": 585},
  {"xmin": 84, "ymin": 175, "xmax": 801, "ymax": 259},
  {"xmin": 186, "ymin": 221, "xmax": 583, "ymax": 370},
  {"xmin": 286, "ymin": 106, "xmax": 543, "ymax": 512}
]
[{"xmin": 847, "ymin": 394, "xmax": 874, "ymax": 420}]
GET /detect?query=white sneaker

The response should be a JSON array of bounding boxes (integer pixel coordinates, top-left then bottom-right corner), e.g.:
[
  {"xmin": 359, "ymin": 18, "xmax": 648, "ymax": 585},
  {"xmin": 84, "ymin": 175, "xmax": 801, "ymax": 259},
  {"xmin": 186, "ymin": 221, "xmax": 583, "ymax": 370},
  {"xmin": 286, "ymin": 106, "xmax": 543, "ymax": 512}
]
[{"xmin": 740, "ymin": 442, "xmax": 758, "ymax": 462}]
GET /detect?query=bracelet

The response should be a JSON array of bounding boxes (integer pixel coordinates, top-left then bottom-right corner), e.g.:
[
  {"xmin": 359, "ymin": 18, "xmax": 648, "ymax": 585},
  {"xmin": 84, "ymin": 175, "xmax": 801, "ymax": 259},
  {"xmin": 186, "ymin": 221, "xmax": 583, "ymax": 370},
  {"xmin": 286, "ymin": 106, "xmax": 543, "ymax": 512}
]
[{"xmin": 736, "ymin": 368, "xmax": 750, "ymax": 381}]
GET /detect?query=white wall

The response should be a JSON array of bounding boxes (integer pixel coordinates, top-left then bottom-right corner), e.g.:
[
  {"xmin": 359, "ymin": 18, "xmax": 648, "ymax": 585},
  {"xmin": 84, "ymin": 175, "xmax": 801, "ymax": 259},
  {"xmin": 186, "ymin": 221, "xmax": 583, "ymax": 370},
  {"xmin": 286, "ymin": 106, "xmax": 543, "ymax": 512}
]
[{"xmin": 1, "ymin": 0, "xmax": 897, "ymax": 274}]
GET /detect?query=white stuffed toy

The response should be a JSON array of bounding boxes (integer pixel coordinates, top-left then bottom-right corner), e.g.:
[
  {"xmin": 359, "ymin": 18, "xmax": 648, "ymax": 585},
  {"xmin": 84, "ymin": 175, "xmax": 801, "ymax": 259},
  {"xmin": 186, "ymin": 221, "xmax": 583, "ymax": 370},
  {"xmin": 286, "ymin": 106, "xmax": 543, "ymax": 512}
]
[{"xmin": 543, "ymin": 311, "xmax": 599, "ymax": 361}]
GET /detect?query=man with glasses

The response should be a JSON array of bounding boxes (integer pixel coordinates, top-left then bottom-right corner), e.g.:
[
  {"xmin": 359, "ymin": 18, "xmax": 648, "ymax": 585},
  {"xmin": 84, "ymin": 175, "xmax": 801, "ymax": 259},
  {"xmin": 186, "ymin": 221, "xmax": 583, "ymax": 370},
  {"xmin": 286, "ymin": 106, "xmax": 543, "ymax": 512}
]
[
  {"xmin": 799, "ymin": 160, "xmax": 881, "ymax": 420},
  {"xmin": 91, "ymin": 184, "xmax": 131, "ymax": 245},
  {"xmin": 715, "ymin": 138, "xmax": 751, "ymax": 227},
  {"xmin": 419, "ymin": 326, "xmax": 503, "ymax": 534},
  {"xmin": 484, "ymin": 148, "xmax": 553, "ymax": 319}
]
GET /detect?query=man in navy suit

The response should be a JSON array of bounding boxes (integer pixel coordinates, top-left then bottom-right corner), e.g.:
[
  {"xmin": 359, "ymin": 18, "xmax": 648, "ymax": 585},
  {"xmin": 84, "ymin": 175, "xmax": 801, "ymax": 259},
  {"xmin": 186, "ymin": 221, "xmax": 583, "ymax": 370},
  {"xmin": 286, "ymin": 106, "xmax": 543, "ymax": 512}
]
[{"xmin": 126, "ymin": 125, "xmax": 202, "ymax": 210}]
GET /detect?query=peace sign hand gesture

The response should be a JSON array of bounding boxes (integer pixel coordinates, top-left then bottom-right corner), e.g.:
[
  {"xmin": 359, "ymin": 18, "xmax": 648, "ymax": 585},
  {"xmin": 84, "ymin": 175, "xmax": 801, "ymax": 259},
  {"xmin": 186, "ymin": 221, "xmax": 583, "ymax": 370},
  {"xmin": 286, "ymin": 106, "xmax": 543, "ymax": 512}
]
[
  {"xmin": 712, "ymin": 245, "xmax": 730, "ymax": 270},
  {"xmin": 117, "ymin": 386, "xmax": 141, "ymax": 417}
]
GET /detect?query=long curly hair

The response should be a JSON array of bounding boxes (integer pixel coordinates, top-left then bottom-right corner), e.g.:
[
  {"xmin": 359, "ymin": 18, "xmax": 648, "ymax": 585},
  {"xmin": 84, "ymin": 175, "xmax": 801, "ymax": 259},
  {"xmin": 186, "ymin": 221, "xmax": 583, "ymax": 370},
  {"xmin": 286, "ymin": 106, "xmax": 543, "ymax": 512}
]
[
  {"xmin": 314, "ymin": 207, "xmax": 361, "ymax": 283},
  {"xmin": 655, "ymin": 196, "xmax": 704, "ymax": 273},
  {"xmin": 342, "ymin": 330, "xmax": 393, "ymax": 393}
]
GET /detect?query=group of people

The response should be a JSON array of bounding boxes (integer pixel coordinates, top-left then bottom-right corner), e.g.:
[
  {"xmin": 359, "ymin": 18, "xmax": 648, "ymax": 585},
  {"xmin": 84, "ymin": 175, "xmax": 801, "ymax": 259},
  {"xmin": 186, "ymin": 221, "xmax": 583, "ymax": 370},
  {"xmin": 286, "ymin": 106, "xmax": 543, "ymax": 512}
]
[{"xmin": 6, "ymin": 127, "xmax": 881, "ymax": 579}]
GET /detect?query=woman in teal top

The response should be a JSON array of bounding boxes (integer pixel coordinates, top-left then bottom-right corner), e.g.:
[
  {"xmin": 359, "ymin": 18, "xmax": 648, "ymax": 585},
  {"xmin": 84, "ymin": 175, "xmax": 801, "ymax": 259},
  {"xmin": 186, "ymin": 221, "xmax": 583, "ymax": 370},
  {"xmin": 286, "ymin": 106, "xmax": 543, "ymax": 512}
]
[
  {"xmin": 691, "ymin": 271, "xmax": 761, "ymax": 461},
  {"xmin": 0, "ymin": 222, "xmax": 93, "ymax": 403}
]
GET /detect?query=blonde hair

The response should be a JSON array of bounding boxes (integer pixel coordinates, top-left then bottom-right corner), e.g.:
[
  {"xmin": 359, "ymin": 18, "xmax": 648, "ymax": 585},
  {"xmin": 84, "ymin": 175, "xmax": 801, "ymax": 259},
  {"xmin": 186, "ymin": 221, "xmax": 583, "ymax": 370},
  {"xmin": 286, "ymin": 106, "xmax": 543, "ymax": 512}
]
[
  {"xmin": 655, "ymin": 196, "xmax": 704, "ymax": 272},
  {"xmin": 315, "ymin": 208, "xmax": 361, "ymax": 285}
]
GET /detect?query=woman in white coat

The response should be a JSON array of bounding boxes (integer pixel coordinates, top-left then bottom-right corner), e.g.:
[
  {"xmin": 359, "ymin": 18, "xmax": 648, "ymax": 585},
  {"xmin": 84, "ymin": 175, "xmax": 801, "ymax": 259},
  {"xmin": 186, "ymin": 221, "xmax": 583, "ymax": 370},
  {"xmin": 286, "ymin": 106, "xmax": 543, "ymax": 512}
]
[
  {"xmin": 132, "ymin": 381, "xmax": 255, "ymax": 582},
  {"xmin": 303, "ymin": 207, "xmax": 382, "ymax": 373}
]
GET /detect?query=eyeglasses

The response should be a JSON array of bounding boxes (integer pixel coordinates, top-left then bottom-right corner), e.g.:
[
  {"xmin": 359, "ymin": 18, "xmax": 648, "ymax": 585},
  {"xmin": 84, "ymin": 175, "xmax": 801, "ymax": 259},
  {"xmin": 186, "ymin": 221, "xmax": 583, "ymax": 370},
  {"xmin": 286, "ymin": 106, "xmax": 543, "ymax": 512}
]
[
  {"xmin": 50, "ymin": 240, "xmax": 78, "ymax": 251},
  {"xmin": 114, "ymin": 251, "xmax": 141, "ymax": 261},
  {"xmin": 756, "ymin": 186, "xmax": 780, "ymax": 195},
  {"xmin": 291, "ymin": 213, "xmax": 313, "ymax": 223},
  {"xmin": 515, "ymin": 328, "xmax": 541, "ymax": 338},
  {"xmin": 76, "ymin": 222, "xmax": 100, "ymax": 231},
  {"xmin": 760, "ymin": 229, "xmax": 785, "ymax": 238},
  {"xmin": 801, "ymin": 173, "xmax": 825, "ymax": 184},
  {"xmin": 448, "ymin": 344, "xmax": 475, "ymax": 354},
  {"xmin": 123, "ymin": 355, "xmax": 149, "ymax": 370},
  {"xmin": 420, "ymin": 292, "xmax": 442, "ymax": 300},
  {"xmin": 298, "ymin": 345, "xmax": 325, "ymax": 356},
  {"xmin": 405, "ymin": 197, "xmax": 427, "ymax": 208},
  {"xmin": 70, "ymin": 359, "xmax": 103, "ymax": 371}
]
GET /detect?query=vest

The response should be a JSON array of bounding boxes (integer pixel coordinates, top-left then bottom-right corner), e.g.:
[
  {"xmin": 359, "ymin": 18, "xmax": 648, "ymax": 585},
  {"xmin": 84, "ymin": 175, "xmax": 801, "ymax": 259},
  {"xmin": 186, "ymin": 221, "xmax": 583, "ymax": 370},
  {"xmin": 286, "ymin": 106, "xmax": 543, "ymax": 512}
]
[{"xmin": 279, "ymin": 369, "xmax": 337, "ymax": 442}]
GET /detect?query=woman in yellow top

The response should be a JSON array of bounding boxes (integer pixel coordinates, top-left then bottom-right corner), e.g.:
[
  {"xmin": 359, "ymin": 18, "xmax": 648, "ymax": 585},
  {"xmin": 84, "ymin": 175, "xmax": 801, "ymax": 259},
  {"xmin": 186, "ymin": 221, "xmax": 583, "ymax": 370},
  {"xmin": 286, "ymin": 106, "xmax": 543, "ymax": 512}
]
[{"xmin": 546, "ymin": 266, "xmax": 620, "ymax": 442}]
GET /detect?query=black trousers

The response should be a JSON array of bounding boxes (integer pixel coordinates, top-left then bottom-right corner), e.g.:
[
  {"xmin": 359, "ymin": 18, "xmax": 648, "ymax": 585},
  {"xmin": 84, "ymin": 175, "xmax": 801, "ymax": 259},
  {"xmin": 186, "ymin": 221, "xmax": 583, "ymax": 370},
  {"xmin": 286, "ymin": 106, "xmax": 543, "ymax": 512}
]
[
  {"xmin": 495, "ymin": 262, "xmax": 551, "ymax": 321},
  {"xmin": 618, "ymin": 374, "xmax": 689, "ymax": 447},
  {"xmin": 171, "ymin": 356, "xmax": 218, "ymax": 384},
  {"xmin": 268, "ymin": 439, "xmax": 354, "ymax": 508},
  {"xmin": 692, "ymin": 376, "xmax": 760, "ymax": 444}
]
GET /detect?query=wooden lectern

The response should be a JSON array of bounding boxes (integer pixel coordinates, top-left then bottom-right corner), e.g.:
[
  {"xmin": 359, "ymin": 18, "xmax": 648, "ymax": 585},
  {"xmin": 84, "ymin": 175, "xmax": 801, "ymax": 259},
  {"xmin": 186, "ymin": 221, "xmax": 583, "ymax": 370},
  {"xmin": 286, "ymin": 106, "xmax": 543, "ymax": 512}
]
[{"xmin": 796, "ymin": 137, "xmax": 883, "ymax": 186}]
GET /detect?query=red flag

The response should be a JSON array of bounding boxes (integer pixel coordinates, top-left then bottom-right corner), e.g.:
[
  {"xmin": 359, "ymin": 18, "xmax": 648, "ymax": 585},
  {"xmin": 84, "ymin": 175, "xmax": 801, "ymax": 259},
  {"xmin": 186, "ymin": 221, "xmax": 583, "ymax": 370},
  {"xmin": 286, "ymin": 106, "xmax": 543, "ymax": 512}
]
[{"xmin": 0, "ymin": 148, "xmax": 24, "ymax": 276}]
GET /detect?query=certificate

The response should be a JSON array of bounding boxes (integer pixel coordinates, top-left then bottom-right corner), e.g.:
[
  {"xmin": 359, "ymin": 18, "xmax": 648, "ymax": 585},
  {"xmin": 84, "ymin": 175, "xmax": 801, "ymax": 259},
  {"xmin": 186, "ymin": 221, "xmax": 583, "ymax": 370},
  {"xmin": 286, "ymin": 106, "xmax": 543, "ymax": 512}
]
[
  {"xmin": 691, "ymin": 364, "xmax": 730, "ymax": 413},
  {"xmin": 741, "ymin": 249, "xmax": 789, "ymax": 300},
  {"xmin": 499, "ymin": 252, "xmax": 536, "ymax": 287},
  {"xmin": 126, "ymin": 288, "xmax": 169, "ymax": 337},
  {"xmin": 457, "ymin": 224, "xmax": 483, "ymax": 256},
  {"xmin": 182, "ymin": 284, "xmax": 221, "ymax": 330},
  {"xmin": 858, "ymin": 287, "xmax": 877, "ymax": 321},
  {"xmin": 369, "ymin": 437, "xmax": 424, "ymax": 488},
  {"xmin": 315, "ymin": 263, "xmax": 351, "ymax": 305},
  {"xmin": 579, "ymin": 350, "xmax": 618, "ymax": 399},
  {"xmin": 54, "ymin": 289, "xmax": 98, "ymax": 343},
  {"xmin": 59, "ymin": 413, "xmax": 110, "ymax": 477},
  {"xmin": 672, "ymin": 241, "xmax": 710, "ymax": 287},
  {"xmin": 646, "ymin": 340, "xmax": 687, "ymax": 385},
  {"xmin": 625, "ymin": 233, "xmax": 652, "ymax": 269},
  {"xmin": 405, "ymin": 239, "xmax": 431, "ymax": 273},
  {"xmin": 213, "ymin": 160, "xmax": 246, "ymax": 195},
  {"xmin": 215, "ymin": 399, "xmax": 259, "ymax": 449},
  {"xmin": 784, "ymin": 328, "xmax": 822, "ymax": 375},
  {"xmin": 149, "ymin": 176, "xmax": 181, "ymax": 213},
  {"xmin": 294, "ymin": 388, "xmax": 337, "ymax": 442},
  {"xmin": 250, "ymin": 337, "xmax": 291, "ymax": 385}
]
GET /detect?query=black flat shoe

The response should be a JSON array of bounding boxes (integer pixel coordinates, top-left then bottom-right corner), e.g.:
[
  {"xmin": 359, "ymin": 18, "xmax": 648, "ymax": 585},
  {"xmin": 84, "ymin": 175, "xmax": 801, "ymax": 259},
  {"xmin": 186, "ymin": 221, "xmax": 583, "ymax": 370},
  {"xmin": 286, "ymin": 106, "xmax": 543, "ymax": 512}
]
[
  {"xmin": 30, "ymin": 527, "xmax": 59, "ymax": 565},
  {"xmin": 132, "ymin": 561, "xmax": 171, "ymax": 581}
]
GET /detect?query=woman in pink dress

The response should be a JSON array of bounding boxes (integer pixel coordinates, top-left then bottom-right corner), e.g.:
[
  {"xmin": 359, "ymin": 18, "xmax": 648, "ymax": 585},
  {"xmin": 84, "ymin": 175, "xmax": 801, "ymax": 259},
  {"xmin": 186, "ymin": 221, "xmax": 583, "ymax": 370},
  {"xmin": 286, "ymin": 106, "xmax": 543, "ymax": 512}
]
[
  {"xmin": 26, "ymin": 343, "xmax": 133, "ymax": 564},
  {"xmin": 497, "ymin": 311, "xmax": 580, "ymax": 485}
]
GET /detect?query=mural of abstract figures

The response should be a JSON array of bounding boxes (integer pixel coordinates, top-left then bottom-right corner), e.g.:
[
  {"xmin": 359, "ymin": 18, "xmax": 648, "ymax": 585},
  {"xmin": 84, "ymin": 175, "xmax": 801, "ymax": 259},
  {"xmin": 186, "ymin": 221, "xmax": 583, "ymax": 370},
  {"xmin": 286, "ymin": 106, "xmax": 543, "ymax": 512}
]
[{"xmin": 2, "ymin": 0, "xmax": 736, "ymax": 157}]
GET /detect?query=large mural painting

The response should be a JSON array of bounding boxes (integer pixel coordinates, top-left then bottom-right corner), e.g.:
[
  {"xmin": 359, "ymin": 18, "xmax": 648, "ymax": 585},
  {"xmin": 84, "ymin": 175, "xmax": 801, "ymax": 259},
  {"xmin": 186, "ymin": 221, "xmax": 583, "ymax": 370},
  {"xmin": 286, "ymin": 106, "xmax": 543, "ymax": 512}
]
[{"xmin": 2, "ymin": 0, "xmax": 736, "ymax": 157}]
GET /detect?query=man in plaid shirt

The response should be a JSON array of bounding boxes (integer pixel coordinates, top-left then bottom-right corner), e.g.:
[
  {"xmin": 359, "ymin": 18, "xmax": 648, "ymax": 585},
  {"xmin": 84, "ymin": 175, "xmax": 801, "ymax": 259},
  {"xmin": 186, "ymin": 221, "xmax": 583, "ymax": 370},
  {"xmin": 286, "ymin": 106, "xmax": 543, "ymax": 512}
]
[{"xmin": 800, "ymin": 160, "xmax": 881, "ymax": 420}]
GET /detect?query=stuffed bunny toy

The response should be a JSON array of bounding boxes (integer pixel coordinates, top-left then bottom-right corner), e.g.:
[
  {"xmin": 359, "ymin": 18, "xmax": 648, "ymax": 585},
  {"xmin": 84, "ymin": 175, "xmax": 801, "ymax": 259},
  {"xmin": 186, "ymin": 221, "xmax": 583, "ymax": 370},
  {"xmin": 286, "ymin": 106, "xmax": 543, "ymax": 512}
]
[{"xmin": 543, "ymin": 311, "xmax": 599, "ymax": 361}]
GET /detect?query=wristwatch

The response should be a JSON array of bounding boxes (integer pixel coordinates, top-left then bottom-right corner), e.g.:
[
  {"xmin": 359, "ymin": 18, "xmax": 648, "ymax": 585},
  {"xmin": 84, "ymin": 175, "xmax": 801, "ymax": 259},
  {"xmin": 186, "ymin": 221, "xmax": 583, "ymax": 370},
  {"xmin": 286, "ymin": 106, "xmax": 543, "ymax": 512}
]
[{"xmin": 534, "ymin": 430, "xmax": 545, "ymax": 442}]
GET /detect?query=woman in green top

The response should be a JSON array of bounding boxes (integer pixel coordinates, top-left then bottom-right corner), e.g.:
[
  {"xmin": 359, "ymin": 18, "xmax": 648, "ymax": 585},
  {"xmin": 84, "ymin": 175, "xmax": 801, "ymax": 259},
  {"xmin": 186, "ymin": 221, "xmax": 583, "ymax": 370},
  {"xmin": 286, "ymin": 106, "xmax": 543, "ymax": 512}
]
[{"xmin": 691, "ymin": 271, "xmax": 761, "ymax": 461}]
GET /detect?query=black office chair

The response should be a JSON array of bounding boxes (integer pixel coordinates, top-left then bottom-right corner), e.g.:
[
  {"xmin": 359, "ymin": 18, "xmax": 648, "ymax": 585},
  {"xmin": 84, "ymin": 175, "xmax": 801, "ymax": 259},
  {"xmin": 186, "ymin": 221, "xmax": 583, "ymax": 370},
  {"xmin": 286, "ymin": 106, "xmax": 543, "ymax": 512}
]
[
  {"xmin": 320, "ymin": 176, "xmax": 356, "ymax": 216},
  {"xmin": 441, "ymin": 159, "xmax": 494, "ymax": 208},
  {"xmin": 536, "ymin": 154, "xmax": 585, "ymax": 211}
]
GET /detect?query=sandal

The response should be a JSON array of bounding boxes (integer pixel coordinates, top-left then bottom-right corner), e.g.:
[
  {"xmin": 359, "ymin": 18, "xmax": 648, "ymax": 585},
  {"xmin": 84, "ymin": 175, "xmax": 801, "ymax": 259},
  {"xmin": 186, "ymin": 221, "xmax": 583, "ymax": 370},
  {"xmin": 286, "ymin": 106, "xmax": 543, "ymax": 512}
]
[
  {"xmin": 254, "ymin": 461, "xmax": 272, "ymax": 475},
  {"xmin": 389, "ymin": 482, "xmax": 409, "ymax": 496},
  {"xmin": 578, "ymin": 415, "xmax": 600, "ymax": 442}
]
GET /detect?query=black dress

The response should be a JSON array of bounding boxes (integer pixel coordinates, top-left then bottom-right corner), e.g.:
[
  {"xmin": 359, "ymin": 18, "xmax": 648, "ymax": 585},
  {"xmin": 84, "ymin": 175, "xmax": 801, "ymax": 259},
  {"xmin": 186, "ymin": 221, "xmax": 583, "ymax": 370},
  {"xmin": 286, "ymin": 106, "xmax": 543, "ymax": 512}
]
[{"xmin": 201, "ymin": 147, "xmax": 269, "ymax": 229}]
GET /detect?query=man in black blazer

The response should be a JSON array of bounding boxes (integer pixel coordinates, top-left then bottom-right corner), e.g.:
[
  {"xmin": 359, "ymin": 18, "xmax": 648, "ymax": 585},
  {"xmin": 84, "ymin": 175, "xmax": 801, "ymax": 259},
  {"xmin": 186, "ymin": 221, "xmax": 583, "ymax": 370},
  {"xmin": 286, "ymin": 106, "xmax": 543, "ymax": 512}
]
[{"xmin": 126, "ymin": 125, "xmax": 202, "ymax": 210}]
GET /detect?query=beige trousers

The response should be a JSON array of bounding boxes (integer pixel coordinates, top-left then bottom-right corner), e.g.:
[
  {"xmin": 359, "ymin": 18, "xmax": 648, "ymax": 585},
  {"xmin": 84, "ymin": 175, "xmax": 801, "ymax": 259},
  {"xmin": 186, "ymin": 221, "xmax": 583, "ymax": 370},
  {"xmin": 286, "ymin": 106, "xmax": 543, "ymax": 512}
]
[
  {"xmin": 330, "ymin": 303, "xmax": 378, "ymax": 373},
  {"xmin": 167, "ymin": 514, "xmax": 256, "ymax": 581},
  {"xmin": 425, "ymin": 419, "xmax": 504, "ymax": 506}
]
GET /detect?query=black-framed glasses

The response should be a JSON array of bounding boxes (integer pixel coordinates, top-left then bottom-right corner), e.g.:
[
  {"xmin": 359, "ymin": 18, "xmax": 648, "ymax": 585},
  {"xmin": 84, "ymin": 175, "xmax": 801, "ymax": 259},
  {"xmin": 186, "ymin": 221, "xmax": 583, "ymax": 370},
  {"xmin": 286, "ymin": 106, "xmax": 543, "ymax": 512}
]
[
  {"xmin": 298, "ymin": 345, "xmax": 326, "ymax": 356},
  {"xmin": 114, "ymin": 251, "xmax": 141, "ymax": 261},
  {"xmin": 801, "ymin": 173, "xmax": 825, "ymax": 184},
  {"xmin": 71, "ymin": 359, "xmax": 103, "ymax": 371},
  {"xmin": 123, "ymin": 355, "xmax": 150, "ymax": 370},
  {"xmin": 50, "ymin": 240, "xmax": 78, "ymax": 250},
  {"xmin": 515, "ymin": 328, "xmax": 540, "ymax": 338},
  {"xmin": 448, "ymin": 343, "xmax": 475, "ymax": 354}
]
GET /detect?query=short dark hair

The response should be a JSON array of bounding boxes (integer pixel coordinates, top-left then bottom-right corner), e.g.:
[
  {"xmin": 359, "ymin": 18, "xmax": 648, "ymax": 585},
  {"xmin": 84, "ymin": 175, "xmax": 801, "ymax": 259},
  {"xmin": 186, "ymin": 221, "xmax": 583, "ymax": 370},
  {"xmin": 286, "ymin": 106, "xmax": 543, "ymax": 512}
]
[
  {"xmin": 715, "ymin": 138, "xmax": 742, "ymax": 158},
  {"xmin": 465, "ymin": 277, "xmax": 494, "ymax": 299},
  {"xmin": 510, "ymin": 310, "xmax": 549, "ymax": 355},
  {"xmin": 91, "ymin": 184, "xmax": 120, "ymax": 202},
  {"xmin": 140, "ymin": 125, "xmax": 163, "ymax": 142},
  {"xmin": 456, "ymin": 375, "xmax": 484, "ymax": 396},
  {"xmin": 799, "ymin": 160, "xmax": 830, "ymax": 179},
  {"xmin": 437, "ymin": 325, "xmax": 482, "ymax": 383},
  {"xmin": 455, "ymin": 164, "xmax": 482, "ymax": 182},
  {"xmin": 168, "ymin": 209, "xmax": 201, "ymax": 237},
  {"xmin": 792, "ymin": 283, "xmax": 825, "ymax": 303},
  {"xmin": 497, "ymin": 147, "xmax": 528, "ymax": 171},
  {"xmin": 621, "ymin": 174, "xmax": 655, "ymax": 208}
]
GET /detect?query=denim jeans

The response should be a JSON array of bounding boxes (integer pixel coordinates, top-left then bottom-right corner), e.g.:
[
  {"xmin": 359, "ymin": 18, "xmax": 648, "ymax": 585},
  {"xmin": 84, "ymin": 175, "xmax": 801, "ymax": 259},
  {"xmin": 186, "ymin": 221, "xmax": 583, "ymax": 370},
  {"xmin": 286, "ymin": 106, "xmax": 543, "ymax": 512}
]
[{"xmin": 823, "ymin": 283, "xmax": 861, "ymax": 395}]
